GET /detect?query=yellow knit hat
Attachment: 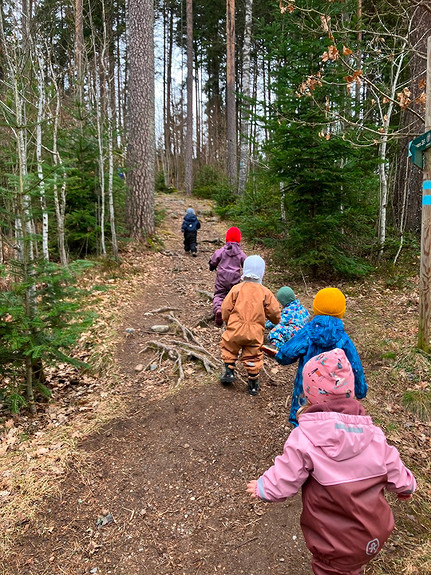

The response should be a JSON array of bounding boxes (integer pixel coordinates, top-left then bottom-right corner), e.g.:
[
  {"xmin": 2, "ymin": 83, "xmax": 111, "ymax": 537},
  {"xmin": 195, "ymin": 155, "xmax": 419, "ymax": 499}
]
[{"xmin": 312, "ymin": 287, "xmax": 346, "ymax": 319}]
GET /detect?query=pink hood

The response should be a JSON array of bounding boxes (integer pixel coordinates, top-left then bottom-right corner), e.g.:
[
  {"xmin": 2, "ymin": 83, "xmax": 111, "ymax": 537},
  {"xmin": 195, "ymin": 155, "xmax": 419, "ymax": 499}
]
[{"xmin": 299, "ymin": 399, "xmax": 373, "ymax": 462}]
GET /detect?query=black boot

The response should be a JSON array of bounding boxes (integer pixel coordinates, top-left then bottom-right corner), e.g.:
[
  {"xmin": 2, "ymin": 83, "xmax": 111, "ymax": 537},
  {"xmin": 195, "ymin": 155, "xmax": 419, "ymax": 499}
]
[
  {"xmin": 248, "ymin": 374, "xmax": 259, "ymax": 396},
  {"xmin": 221, "ymin": 364, "xmax": 235, "ymax": 385}
]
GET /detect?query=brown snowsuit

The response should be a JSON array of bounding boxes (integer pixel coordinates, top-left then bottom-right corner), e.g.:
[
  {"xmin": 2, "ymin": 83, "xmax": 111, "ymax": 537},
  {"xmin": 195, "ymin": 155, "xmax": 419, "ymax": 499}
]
[{"xmin": 221, "ymin": 280, "xmax": 280, "ymax": 375}]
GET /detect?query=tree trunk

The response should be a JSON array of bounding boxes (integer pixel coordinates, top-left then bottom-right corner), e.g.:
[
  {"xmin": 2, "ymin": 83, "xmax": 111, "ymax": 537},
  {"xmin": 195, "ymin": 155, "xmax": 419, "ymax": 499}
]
[
  {"xmin": 375, "ymin": 35, "xmax": 408, "ymax": 257},
  {"xmin": 185, "ymin": 0, "xmax": 193, "ymax": 195},
  {"xmin": 75, "ymin": 0, "xmax": 84, "ymax": 106},
  {"xmin": 226, "ymin": 0, "xmax": 237, "ymax": 188},
  {"xmin": 238, "ymin": 0, "xmax": 253, "ymax": 195},
  {"xmin": 126, "ymin": 0, "xmax": 155, "ymax": 238},
  {"xmin": 100, "ymin": 1, "xmax": 119, "ymax": 260},
  {"xmin": 47, "ymin": 56, "xmax": 68, "ymax": 266},
  {"xmin": 36, "ymin": 46, "xmax": 49, "ymax": 260},
  {"xmin": 164, "ymin": 5, "xmax": 174, "ymax": 187},
  {"xmin": 194, "ymin": 52, "xmax": 201, "ymax": 167},
  {"xmin": 394, "ymin": 6, "xmax": 431, "ymax": 235}
]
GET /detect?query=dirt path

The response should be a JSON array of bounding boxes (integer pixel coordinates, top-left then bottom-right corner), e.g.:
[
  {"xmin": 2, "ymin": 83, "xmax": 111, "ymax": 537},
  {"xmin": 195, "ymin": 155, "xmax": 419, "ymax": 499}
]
[
  {"xmin": 7, "ymin": 194, "xmax": 312, "ymax": 575},
  {"xmin": 6, "ymin": 193, "xmax": 429, "ymax": 575}
]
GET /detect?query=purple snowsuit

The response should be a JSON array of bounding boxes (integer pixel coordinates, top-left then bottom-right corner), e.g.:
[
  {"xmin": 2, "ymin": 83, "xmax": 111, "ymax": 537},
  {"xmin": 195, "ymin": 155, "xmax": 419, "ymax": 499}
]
[{"xmin": 209, "ymin": 242, "xmax": 247, "ymax": 315}]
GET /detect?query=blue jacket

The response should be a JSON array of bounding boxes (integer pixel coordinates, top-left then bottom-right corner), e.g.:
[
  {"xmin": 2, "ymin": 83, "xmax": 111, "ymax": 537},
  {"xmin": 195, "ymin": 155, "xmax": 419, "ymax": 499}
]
[
  {"xmin": 181, "ymin": 213, "xmax": 201, "ymax": 233},
  {"xmin": 265, "ymin": 299, "xmax": 310, "ymax": 350},
  {"xmin": 275, "ymin": 315, "xmax": 367, "ymax": 426}
]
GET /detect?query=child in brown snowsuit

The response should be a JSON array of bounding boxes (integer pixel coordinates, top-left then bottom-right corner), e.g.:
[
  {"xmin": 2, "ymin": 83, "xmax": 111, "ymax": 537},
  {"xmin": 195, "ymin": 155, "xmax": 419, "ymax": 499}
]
[{"xmin": 220, "ymin": 255, "xmax": 280, "ymax": 395}]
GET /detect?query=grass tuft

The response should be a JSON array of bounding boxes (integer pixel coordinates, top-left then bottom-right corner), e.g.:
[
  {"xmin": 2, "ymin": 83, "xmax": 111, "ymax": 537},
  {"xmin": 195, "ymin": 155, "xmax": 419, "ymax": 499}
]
[{"xmin": 402, "ymin": 389, "xmax": 431, "ymax": 422}]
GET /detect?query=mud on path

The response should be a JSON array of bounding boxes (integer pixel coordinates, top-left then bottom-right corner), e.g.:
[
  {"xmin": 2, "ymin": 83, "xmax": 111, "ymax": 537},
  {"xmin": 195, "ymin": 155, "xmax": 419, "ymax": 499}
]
[{"xmin": 5, "ymin": 193, "xmax": 424, "ymax": 575}]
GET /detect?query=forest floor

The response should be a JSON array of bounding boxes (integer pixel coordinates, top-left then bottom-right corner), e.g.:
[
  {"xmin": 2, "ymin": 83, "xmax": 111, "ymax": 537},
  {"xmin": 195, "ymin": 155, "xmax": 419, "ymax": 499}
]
[{"xmin": 1, "ymin": 191, "xmax": 430, "ymax": 575}]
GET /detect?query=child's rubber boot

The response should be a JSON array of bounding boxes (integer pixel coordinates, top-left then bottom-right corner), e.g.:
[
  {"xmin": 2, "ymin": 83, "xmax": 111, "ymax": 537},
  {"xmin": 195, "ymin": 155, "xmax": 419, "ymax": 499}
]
[
  {"xmin": 248, "ymin": 374, "xmax": 259, "ymax": 396},
  {"xmin": 221, "ymin": 364, "xmax": 235, "ymax": 385}
]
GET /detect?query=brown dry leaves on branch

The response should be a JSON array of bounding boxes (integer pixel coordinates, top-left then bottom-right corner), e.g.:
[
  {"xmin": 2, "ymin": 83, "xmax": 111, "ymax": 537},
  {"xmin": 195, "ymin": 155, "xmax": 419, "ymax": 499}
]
[
  {"xmin": 397, "ymin": 87, "xmax": 412, "ymax": 110},
  {"xmin": 279, "ymin": 0, "xmax": 295, "ymax": 14},
  {"xmin": 321, "ymin": 44, "xmax": 339, "ymax": 62},
  {"xmin": 297, "ymin": 72, "xmax": 322, "ymax": 97}
]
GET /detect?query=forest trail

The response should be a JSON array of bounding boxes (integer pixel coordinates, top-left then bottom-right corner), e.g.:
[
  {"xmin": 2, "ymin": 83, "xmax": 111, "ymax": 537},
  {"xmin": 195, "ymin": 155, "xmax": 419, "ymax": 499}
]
[
  {"xmin": 4, "ymin": 193, "xmax": 428, "ymax": 575},
  {"xmin": 6, "ymin": 193, "xmax": 311, "ymax": 575}
]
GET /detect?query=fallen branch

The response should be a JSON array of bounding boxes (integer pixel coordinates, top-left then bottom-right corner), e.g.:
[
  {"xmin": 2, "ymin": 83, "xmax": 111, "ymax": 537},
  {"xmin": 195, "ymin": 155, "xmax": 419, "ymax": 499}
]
[{"xmin": 143, "ymin": 307, "xmax": 180, "ymax": 316}]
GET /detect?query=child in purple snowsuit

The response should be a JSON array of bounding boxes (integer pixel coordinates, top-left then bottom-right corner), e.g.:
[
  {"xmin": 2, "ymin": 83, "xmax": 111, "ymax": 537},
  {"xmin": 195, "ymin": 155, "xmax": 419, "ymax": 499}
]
[
  {"xmin": 209, "ymin": 227, "xmax": 246, "ymax": 326},
  {"xmin": 247, "ymin": 348, "xmax": 416, "ymax": 575}
]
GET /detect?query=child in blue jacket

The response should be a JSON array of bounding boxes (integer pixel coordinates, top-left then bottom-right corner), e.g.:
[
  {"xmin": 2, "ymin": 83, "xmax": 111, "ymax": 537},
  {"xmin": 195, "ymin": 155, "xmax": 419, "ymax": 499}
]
[
  {"xmin": 264, "ymin": 287, "xmax": 367, "ymax": 426},
  {"xmin": 181, "ymin": 208, "xmax": 201, "ymax": 256}
]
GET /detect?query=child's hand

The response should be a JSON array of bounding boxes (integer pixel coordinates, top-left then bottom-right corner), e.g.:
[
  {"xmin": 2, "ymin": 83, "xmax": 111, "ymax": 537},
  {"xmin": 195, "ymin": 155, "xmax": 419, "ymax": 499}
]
[
  {"xmin": 247, "ymin": 480, "xmax": 258, "ymax": 499},
  {"xmin": 397, "ymin": 492, "xmax": 413, "ymax": 500},
  {"xmin": 261, "ymin": 344, "xmax": 277, "ymax": 358}
]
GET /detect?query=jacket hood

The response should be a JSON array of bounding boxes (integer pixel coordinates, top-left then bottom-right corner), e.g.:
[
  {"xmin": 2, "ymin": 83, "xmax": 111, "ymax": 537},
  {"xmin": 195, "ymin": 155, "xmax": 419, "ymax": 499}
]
[
  {"xmin": 308, "ymin": 315, "xmax": 346, "ymax": 347},
  {"xmin": 242, "ymin": 255, "xmax": 265, "ymax": 283},
  {"xmin": 224, "ymin": 242, "xmax": 244, "ymax": 257},
  {"xmin": 298, "ymin": 399, "xmax": 374, "ymax": 462}
]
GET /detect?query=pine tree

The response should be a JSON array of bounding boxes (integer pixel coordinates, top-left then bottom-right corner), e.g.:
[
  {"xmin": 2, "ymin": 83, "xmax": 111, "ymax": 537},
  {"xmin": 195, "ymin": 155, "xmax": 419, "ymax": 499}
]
[{"xmin": 258, "ymin": 2, "xmax": 378, "ymax": 277}]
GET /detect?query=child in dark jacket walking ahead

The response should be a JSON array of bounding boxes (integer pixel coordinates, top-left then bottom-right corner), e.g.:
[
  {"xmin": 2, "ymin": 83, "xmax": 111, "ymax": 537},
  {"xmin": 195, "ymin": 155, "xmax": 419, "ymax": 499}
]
[
  {"xmin": 220, "ymin": 255, "xmax": 280, "ymax": 396},
  {"xmin": 265, "ymin": 287, "xmax": 367, "ymax": 426},
  {"xmin": 209, "ymin": 227, "xmax": 247, "ymax": 326},
  {"xmin": 247, "ymin": 348, "xmax": 416, "ymax": 575},
  {"xmin": 264, "ymin": 286, "xmax": 310, "ymax": 350},
  {"xmin": 181, "ymin": 208, "xmax": 201, "ymax": 256}
]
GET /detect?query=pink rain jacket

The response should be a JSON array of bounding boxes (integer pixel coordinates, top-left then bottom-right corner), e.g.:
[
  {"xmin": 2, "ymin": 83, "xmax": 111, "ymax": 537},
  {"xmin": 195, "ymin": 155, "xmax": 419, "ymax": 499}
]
[{"xmin": 255, "ymin": 399, "xmax": 416, "ymax": 571}]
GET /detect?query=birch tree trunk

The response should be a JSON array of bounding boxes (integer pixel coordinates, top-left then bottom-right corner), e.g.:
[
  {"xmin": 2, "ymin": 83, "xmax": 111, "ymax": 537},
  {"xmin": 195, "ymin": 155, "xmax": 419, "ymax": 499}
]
[
  {"xmin": 107, "ymin": 92, "xmax": 118, "ymax": 260},
  {"xmin": 36, "ymin": 46, "xmax": 49, "ymax": 260},
  {"xmin": 126, "ymin": 0, "xmax": 155, "ymax": 238},
  {"xmin": 238, "ymin": 0, "xmax": 253, "ymax": 195},
  {"xmin": 1, "ymin": 2, "xmax": 37, "ymax": 412},
  {"xmin": 101, "ymin": 0, "xmax": 118, "ymax": 259},
  {"xmin": 48, "ymin": 57, "xmax": 68, "ymax": 267},
  {"xmin": 374, "ymin": 34, "xmax": 408, "ymax": 258},
  {"xmin": 90, "ymin": 22, "xmax": 107, "ymax": 255},
  {"xmin": 185, "ymin": 0, "xmax": 193, "ymax": 195}
]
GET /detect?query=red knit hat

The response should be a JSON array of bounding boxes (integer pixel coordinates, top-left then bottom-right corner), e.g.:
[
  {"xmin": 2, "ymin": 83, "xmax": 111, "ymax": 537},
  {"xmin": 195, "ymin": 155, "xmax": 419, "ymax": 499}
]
[{"xmin": 226, "ymin": 227, "xmax": 241, "ymax": 243}]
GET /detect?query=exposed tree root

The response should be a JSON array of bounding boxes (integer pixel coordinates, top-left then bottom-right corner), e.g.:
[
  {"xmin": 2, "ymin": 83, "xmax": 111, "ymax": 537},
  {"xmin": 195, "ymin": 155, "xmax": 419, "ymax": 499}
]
[{"xmin": 139, "ymin": 313, "xmax": 221, "ymax": 384}]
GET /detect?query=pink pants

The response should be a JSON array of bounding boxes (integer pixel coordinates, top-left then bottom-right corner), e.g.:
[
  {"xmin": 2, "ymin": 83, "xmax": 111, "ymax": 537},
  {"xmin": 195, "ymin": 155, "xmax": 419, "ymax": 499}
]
[{"xmin": 312, "ymin": 558, "xmax": 365, "ymax": 575}]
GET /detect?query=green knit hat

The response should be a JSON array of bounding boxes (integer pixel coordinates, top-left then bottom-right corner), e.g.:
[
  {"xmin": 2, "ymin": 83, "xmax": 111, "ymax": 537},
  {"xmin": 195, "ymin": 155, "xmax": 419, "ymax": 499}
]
[{"xmin": 276, "ymin": 286, "xmax": 295, "ymax": 307}]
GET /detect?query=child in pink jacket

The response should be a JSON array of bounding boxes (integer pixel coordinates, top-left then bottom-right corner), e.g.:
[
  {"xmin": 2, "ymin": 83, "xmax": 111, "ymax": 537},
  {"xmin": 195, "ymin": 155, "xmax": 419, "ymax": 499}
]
[{"xmin": 247, "ymin": 348, "xmax": 416, "ymax": 575}]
